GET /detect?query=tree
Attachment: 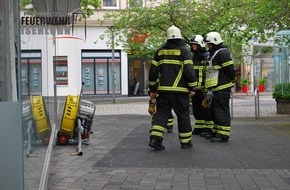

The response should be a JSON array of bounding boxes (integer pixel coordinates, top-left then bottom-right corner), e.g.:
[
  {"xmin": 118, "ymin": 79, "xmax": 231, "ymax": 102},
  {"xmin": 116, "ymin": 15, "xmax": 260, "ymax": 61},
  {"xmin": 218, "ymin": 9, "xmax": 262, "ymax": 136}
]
[
  {"xmin": 243, "ymin": 0, "xmax": 290, "ymax": 43},
  {"xmin": 101, "ymin": 0, "xmax": 289, "ymax": 61}
]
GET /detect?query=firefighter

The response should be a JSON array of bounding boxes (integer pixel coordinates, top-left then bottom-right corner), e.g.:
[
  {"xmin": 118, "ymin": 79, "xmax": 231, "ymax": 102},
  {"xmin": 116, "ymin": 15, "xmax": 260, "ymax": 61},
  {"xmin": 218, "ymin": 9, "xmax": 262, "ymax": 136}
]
[
  {"xmin": 189, "ymin": 35, "xmax": 214, "ymax": 135},
  {"xmin": 148, "ymin": 25, "xmax": 197, "ymax": 150},
  {"xmin": 203, "ymin": 31, "xmax": 236, "ymax": 142}
]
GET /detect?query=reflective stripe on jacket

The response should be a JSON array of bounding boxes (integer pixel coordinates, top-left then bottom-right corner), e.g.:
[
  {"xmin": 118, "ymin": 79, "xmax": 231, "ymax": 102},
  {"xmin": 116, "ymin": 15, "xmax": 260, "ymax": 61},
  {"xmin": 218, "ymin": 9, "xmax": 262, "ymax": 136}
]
[
  {"xmin": 193, "ymin": 51, "xmax": 209, "ymax": 89},
  {"xmin": 205, "ymin": 48, "xmax": 235, "ymax": 91},
  {"xmin": 149, "ymin": 40, "xmax": 197, "ymax": 93}
]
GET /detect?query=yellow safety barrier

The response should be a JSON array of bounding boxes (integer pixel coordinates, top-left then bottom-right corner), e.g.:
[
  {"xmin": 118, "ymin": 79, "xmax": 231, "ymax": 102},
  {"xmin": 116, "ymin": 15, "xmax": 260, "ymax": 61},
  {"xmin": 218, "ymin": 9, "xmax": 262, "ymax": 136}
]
[
  {"xmin": 58, "ymin": 95, "xmax": 80, "ymax": 144},
  {"xmin": 30, "ymin": 96, "xmax": 51, "ymax": 144}
]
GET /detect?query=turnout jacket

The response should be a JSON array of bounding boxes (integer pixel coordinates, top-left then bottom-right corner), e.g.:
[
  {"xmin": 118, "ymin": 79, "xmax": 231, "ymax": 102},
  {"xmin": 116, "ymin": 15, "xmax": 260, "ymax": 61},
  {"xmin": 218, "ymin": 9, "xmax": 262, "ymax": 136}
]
[
  {"xmin": 149, "ymin": 39, "xmax": 197, "ymax": 94},
  {"xmin": 205, "ymin": 45, "xmax": 236, "ymax": 91},
  {"xmin": 192, "ymin": 49, "xmax": 209, "ymax": 89}
]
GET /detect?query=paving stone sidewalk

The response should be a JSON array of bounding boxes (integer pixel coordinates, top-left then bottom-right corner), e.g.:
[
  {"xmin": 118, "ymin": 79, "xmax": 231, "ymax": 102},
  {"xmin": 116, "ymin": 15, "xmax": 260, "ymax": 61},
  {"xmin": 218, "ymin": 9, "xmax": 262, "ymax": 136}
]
[{"xmin": 47, "ymin": 93, "xmax": 290, "ymax": 190}]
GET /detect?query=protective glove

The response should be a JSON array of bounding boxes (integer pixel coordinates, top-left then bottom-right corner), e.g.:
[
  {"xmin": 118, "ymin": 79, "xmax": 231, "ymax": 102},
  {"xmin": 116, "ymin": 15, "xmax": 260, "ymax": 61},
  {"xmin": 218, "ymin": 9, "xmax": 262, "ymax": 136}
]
[
  {"xmin": 148, "ymin": 97, "xmax": 157, "ymax": 115},
  {"xmin": 202, "ymin": 90, "xmax": 213, "ymax": 108}
]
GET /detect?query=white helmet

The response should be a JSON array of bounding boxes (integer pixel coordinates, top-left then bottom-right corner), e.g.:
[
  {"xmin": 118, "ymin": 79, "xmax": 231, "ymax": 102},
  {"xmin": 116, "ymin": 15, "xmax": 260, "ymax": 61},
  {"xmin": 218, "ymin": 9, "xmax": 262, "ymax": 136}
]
[
  {"xmin": 166, "ymin": 25, "xmax": 182, "ymax": 40},
  {"xmin": 204, "ymin": 32, "xmax": 223, "ymax": 45},
  {"xmin": 190, "ymin": 35, "xmax": 205, "ymax": 48}
]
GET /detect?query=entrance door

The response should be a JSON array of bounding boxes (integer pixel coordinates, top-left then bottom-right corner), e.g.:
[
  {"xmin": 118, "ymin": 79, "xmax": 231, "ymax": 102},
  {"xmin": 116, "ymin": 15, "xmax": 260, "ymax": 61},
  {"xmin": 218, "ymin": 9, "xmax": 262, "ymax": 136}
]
[{"xmin": 128, "ymin": 58, "xmax": 150, "ymax": 96}]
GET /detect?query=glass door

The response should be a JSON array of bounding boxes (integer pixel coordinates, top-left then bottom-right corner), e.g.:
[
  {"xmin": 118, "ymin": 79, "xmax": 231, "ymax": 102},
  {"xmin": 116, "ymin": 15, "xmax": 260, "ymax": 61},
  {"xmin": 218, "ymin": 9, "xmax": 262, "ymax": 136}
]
[
  {"xmin": 95, "ymin": 59, "xmax": 108, "ymax": 94},
  {"xmin": 82, "ymin": 59, "xmax": 95, "ymax": 94}
]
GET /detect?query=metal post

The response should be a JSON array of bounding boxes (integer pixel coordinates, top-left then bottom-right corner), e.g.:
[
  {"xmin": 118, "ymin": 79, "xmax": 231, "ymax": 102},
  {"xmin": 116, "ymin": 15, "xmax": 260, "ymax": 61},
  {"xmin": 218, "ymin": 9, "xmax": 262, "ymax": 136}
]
[
  {"xmin": 254, "ymin": 88, "xmax": 260, "ymax": 119},
  {"xmin": 143, "ymin": 60, "xmax": 147, "ymax": 94},
  {"xmin": 247, "ymin": 71, "xmax": 250, "ymax": 96},
  {"xmin": 53, "ymin": 35, "xmax": 58, "ymax": 126},
  {"xmin": 110, "ymin": 27, "xmax": 116, "ymax": 103},
  {"xmin": 77, "ymin": 118, "xmax": 83, "ymax": 154}
]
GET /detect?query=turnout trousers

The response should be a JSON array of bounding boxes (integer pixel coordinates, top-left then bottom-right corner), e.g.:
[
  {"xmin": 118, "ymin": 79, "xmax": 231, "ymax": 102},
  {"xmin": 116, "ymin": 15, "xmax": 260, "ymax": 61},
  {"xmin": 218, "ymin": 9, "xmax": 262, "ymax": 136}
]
[
  {"xmin": 192, "ymin": 90, "xmax": 213, "ymax": 132},
  {"xmin": 150, "ymin": 92, "xmax": 192, "ymax": 144},
  {"xmin": 211, "ymin": 91, "xmax": 231, "ymax": 137}
]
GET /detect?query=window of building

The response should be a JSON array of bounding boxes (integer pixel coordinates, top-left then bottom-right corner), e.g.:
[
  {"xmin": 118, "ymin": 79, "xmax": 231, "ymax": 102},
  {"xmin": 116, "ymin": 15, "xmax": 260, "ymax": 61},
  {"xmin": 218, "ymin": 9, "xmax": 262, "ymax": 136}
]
[
  {"xmin": 81, "ymin": 50, "xmax": 121, "ymax": 95},
  {"xmin": 21, "ymin": 50, "xmax": 42, "ymax": 96},
  {"xmin": 103, "ymin": 0, "xmax": 118, "ymax": 8},
  {"xmin": 169, "ymin": 0, "xmax": 187, "ymax": 6},
  {"xmin": 129, "ymin": 0, "xmax": 143, "ymax": 7},
  {"xmin": 53, "ymin": 56, "xmax": 68, "ymax": 85}
]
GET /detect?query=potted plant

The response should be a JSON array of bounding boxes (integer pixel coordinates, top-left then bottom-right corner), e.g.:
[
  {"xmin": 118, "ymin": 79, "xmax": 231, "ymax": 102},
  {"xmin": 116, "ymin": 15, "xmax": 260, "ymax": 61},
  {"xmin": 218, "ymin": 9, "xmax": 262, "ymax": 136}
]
[
  {"xmin": 258, "ymin": 77, "xmax": 268, "ymax": 92},
  {"xmin": 240, "ymin": 78, "xmax": 251, "ymax": 93},
  {"xmin": 272, "ymin": 83, "xmax": 290, "ymax": 114}
]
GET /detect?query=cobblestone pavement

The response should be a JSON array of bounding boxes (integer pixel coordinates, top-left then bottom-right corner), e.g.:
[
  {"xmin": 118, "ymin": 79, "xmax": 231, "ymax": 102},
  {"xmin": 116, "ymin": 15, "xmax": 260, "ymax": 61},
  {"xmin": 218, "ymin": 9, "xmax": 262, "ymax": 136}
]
[
  {"xmin": 92, "ymin": 92, "xmax": 280, "ymax": 118},
  {"xmin": 46, "ymin": 92, "xmax": 290, "ymax": 190}
]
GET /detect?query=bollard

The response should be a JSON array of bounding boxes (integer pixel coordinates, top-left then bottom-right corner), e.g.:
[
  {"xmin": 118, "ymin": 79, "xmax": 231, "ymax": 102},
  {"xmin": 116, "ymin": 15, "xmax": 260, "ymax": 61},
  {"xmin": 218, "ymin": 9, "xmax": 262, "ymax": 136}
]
[{"xmin": 254, "ymin": 88, "xmax": 260, "ymax": 119}]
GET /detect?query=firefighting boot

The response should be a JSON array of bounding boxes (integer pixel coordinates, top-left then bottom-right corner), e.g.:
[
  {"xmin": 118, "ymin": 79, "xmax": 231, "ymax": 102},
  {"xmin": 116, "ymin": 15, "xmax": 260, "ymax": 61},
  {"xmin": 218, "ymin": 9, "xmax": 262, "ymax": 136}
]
[
  {"xmin": 210, "ymin": 134, "xmax": 229, "ymax": 143},
  {"xmin": 205, "ymin": 132, "xmax": 216, "ymax": 139},
  {"xmin": 192, "ymin": 128, "xmax": 203, "ymax": 135},
  {"xmin": 149, "ymin": 139, "xmax": 165, "ymax": 150},
  {"xmin": 200, "ymin": 128, "xmax": 212, "ymax": 137},
  {"xmin": 181, "ymin": 141, "xmax": 193, "ymax": 149}
]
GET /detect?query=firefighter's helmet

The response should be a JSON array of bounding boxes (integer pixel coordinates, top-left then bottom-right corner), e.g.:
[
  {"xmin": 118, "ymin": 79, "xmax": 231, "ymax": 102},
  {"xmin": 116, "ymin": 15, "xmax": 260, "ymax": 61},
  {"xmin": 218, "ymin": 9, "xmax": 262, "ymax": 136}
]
[
  {"xmin": 204, "ymin": 32, "xmax": 223, "ymax": 45},
  {"xmin": 190, "ymin": 35, "xmax": 205, "ymax": 48},
  {"xmin": 166, "ymin": 25, "xmax": 182, "ymax": 40}
]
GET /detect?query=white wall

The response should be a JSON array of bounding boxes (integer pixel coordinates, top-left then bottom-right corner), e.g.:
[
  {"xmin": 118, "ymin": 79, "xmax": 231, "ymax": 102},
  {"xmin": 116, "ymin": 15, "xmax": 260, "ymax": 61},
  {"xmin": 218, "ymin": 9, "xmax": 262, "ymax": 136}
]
[{"xmin": 21, "ymin": 25, "xmax": 128, "ymax": 96}]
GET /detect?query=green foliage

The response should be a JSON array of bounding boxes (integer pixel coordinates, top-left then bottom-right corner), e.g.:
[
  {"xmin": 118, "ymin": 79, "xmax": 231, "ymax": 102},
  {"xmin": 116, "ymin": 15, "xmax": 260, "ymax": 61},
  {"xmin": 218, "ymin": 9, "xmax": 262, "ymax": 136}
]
[
  {"xmin": 20, "ymin": 0, "xmax": 32, "ymax": 8},
  {"xmin": 272, "ymin": 83, "xmax": 290, "ymax": 100},
  {"xmin": 240, "ymin": 78, "xmax": 251, "ymax": 86},
  {"xmin": 275, "ymin": 33, "xmax": 290, "ymax": 47},
  {"xmin": 258, "ymin": 77, "xmax": 268, "ymax": 85},
  {"xmin": 245, "ymin": 0, "xmax": 289, "ymax": 43},
  {"xmin": 79, "ymin": 0, "xmax": 101, "ymax": 18},
  {"xmin": 101, "ymin": 0, "xmax": 288, "ymax": 61}
]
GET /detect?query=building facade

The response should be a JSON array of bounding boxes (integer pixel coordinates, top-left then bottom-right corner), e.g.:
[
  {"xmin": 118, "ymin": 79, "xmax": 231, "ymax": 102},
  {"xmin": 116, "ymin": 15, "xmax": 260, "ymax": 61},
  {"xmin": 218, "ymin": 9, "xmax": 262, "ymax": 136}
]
[
  {"xmin": 20, "ymin": 0, "xmax": 160, "ymax": 97},
  {"xmin": 20, "ymin": 0, "xmax": 280, "ymax": 98}
]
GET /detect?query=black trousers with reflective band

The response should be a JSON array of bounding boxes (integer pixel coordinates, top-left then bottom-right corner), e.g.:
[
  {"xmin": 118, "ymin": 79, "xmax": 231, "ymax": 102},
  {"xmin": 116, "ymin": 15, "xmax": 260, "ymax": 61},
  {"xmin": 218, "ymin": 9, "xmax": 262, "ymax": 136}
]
[
  {"xmin": 192, "ymin": 90, "xmax": 212, "ymax": 128},
  {"xmin": 211, "ymin": 90, "xmax": 231, "ymax": 137},
  {"xmin": 150, "ymin": 92, "xmax": 192, "ymax": 142}
]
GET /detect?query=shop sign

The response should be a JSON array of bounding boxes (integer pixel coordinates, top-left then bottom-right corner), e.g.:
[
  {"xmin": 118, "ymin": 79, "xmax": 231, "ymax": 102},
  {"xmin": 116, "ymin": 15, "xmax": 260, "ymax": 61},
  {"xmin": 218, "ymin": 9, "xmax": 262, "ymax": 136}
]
[{"xmin": 20, "ymin": 12, "xmax": 71, "ymax": 35}]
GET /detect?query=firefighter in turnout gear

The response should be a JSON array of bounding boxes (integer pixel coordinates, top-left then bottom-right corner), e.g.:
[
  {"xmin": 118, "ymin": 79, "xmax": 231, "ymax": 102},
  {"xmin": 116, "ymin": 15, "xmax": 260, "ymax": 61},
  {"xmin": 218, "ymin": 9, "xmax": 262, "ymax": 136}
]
[
  {"xmin": 189, "ymin": 35, "xmax": 214, "ymax": 135},
  {"xmin": 203, "ymin": 31, "xmax": 236, "ymax": 142},
  {"xmin": 148, "ymin": 25, "xmax": 197, "ymax": 150}
]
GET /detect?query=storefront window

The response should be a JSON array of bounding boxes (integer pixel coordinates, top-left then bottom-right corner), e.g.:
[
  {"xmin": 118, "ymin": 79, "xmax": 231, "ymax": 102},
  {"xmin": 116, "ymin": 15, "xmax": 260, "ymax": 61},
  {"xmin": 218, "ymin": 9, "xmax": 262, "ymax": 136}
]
[
  {"xmin": 21, "ymin": 51, "xmax": 42, "ymax": 96},
  {"xmin": 54, "ymin": 56, "xmax": 68, "ymax": 85},
  {"xmin": 103, "ymin": 0, "xmax": 117, "ymax": 7},
  {"xmin": 81, "ymin": 50, "xmax": 121, "ymax": 95}
]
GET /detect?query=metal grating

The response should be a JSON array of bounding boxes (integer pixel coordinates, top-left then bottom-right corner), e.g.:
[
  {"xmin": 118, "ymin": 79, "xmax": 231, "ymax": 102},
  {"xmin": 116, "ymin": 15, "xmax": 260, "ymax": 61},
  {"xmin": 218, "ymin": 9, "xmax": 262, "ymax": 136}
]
[{"xmin": 32, "ymin": 0, "xmax": 81, "ymax": 15}]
